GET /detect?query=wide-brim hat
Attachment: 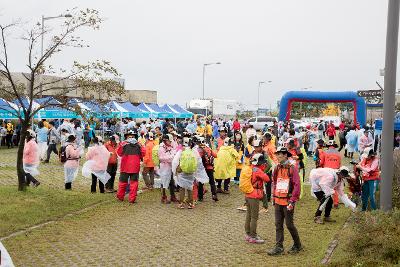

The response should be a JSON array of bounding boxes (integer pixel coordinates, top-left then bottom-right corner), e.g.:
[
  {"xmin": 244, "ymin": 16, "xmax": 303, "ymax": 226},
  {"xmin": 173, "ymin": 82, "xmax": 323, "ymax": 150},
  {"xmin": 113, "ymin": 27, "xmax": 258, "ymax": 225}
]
[
  {"xmin": 338, "ymin": 166, "xmax": 351, "ymax": 177},
  {"xmin": 275, "ymin": 146, "xmax": 292, "ymax": 157},
  {"xmin": 326, "ymin": 140, "xmax": 338, "ymax": 148},
  {"xmin": 250, "ymin": 153, "xmax": 267, "ymax": 165}
]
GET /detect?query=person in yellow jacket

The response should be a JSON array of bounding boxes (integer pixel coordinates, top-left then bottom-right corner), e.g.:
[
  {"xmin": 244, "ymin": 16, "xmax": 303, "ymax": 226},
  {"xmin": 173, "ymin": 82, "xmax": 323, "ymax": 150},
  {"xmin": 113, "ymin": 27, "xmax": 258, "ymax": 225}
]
[
  {"xmin": 214, "ymin": 137, "xmax": 239, "ymax": 194},
  {"xmin": 196, "ymin": 121, "xmax": 205, "ymax": 136}
]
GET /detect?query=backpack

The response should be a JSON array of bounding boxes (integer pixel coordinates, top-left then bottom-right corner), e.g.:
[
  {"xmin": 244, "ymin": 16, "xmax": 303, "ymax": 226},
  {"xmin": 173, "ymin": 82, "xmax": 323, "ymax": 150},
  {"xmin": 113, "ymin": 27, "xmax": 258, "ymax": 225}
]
[
  {"xmin": 59, "ymin": 144, "xmax": 72, "ymax": 163},
  {"xmin": 201, "ymin": 147, "xmax": 214, "ymax": 166},
  {"xmin": 239, "ymin": 165, "xmax": 254, "ymax": 194},
  {"xmin": 179, "ymin": 149, "xmax": 198, "ymax": 174},
  {"xmin": 152, "ymin": 144, "xmax": 160, "ymax": 167}
]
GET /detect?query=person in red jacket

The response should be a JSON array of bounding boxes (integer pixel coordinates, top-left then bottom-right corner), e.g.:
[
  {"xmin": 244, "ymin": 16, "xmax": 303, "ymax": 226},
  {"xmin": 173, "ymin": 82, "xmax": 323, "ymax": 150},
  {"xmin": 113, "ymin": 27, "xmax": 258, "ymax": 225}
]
[
  {"xmin": 116, "ymin": 129, "xmax": 145, "ymax": 203},
  {"xmin": 323, "ymin": 140, "xmax": 342, "ymax": 208},
  {"xmin": 326, "ymin": 123, "xmax": 336, "ymax": 140},
  {"xmin": 315, "ymin": 139, "xmax": 326, "ymax": 168},
  {"xmin": 268, "ymin": 147, "xmax": 302, "ymax": 256},
  {"xmin": 197, "ymin": 136, "xmax": 218, "ymax": 201},
  {"xmin": 105, "ymin": 135, "xmax": 119, "ymax": 193},
  {"xmin": 243, "ymin": 153, "xmax": 270, "ymax": 244},
  {"xmin": 233, "ymin": 118, "xmax": 241, "ymax": 132}
]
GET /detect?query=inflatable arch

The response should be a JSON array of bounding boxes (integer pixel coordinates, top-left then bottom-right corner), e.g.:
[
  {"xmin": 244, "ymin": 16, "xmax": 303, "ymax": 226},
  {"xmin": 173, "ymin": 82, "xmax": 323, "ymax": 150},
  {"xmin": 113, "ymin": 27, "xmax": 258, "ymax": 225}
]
[{"xmin": 278, "ymin": 91, "xmax": 367, "ymax": 126}]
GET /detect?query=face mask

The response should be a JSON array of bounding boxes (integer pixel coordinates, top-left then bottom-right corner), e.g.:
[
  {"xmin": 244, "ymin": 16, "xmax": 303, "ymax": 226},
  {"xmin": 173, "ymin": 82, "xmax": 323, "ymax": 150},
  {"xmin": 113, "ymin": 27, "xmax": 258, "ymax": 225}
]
[{"xmin": 126, "ymin": 137, "xmax": 137, "ymax": 144}]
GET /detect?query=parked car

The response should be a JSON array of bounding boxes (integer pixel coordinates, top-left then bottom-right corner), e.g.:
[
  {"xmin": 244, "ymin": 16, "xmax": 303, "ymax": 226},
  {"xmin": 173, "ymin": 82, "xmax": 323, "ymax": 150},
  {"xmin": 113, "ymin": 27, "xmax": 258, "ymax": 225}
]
[{"xmin": 247, "ymin": 116, "xmax": 277, "ymax": 131}]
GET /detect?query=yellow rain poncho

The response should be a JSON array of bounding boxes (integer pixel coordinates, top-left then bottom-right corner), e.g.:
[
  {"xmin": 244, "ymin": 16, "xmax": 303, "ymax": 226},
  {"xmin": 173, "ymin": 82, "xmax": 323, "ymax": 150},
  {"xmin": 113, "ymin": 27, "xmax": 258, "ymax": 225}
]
[{"xmin": 214, "ymin": 145, "xmax": 239, "ymax": 180}]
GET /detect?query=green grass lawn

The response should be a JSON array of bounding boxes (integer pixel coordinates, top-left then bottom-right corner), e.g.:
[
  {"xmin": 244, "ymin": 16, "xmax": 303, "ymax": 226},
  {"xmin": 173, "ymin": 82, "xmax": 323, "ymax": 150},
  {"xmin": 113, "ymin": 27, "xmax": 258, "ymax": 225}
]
[{"xmin": 0, "ymin": 185, "xmax": 112, "ymax": 238}]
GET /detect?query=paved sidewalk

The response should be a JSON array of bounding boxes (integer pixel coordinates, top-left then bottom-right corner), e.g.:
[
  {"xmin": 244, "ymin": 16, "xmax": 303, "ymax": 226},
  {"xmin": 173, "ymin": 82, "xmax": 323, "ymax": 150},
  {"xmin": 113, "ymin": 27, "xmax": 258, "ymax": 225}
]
[{"xmin": 3, "ymin": 185, "xmax": 350, "ymax": 267}]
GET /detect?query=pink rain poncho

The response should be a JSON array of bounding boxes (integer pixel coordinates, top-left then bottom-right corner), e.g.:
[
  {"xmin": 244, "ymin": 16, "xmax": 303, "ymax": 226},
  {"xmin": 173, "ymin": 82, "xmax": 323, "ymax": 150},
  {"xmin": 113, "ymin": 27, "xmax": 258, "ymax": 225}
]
[
  {"xmin": 158, "ymin": 143, "xmax": 177, "ymax": 188},
  {"xmin": 23, "ymin": 139, "xmax": 40, "ymax": 176},
  {"xmin": 82, "ymin": 144, "xmax": 111, "ymax": 184},
  {"xmin": 63, "ymin": 143, "xmax": 82, "ymax": 183}
]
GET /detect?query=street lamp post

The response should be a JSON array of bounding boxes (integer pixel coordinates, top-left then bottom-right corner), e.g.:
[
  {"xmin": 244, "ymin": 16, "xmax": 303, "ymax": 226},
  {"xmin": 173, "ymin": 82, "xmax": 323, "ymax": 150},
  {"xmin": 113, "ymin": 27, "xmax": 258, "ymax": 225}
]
[
  {"xmin": 257, "ymin": 80, "xmax": 272, "ymax": 116},
  {"xmin": 40, "ymin": 13, "xmax": 72, "ymax": 97},
  {"xmin": 380, "ymin": 0, "xmax": 400, "ymax": 211},
  {"xmin": 202, "ymin": 62, "xmax": 221, "ymax": 99}
]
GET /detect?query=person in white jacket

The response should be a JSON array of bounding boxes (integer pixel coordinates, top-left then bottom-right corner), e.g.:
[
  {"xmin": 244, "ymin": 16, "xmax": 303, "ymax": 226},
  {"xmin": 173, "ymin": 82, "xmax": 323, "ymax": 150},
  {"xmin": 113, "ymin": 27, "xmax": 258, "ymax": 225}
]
[{"xmin": 309, "ymin": 166, "xmax": 355, "ymax": 224}]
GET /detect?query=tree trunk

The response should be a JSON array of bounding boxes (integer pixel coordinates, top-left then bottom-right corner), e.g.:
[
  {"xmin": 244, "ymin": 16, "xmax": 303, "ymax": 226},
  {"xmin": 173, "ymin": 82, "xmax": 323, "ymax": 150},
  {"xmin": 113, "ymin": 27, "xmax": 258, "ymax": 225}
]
[{"xmin": 17, "ymin": 120, "xmax": 29, "ymax": 191}]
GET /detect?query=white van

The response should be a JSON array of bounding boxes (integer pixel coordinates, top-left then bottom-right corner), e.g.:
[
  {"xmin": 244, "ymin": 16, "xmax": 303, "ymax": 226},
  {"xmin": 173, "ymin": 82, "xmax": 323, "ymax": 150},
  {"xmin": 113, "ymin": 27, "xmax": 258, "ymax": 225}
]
[{"xmin": 247, "ymin": 116, "xmax": 277, "ymax": 131}]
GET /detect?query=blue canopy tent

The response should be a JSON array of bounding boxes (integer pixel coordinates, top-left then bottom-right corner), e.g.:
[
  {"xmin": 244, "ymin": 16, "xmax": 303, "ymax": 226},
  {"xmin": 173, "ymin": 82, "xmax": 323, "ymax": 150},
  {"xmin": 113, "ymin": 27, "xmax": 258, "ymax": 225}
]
[
  {"xmin": 162, "ymin": 104, "xmax": 181, "ymax": 118},
  {"xmin": 119, "ymin": 102, "xmax": 149, "ymax": 118},
  {"xmin": 0, "ymin": 98, "xmax": 19, "ymax": 119},
  {"xmin": 171, "ymin": 104, "xmax": 193, "ymax": 119},
  {"xmin": 148, "ymin": 103, "xmax": 174, "ymax": 118},
  {"xmin": 137, "ymin": 103, "xmax": 158, "ymax": 118},
  {"xmin": 35, "ymin": 97, "xmax": 78, "ymax": 119}
]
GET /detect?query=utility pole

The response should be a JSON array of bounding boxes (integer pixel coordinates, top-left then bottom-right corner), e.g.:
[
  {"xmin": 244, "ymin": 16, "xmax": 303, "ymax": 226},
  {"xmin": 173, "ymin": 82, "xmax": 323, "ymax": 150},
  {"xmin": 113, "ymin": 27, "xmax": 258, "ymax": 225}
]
[{"xmin": 380, "ymin": 0, "xmax": 399, "ymax": 211}]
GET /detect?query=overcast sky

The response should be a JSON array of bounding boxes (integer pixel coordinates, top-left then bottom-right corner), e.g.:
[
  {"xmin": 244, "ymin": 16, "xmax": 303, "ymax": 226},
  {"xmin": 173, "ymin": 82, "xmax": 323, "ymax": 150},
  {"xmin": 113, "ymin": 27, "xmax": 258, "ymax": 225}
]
[{"xmin": 0, "ymin": 0, "xmax": 393, "ymax": 109}]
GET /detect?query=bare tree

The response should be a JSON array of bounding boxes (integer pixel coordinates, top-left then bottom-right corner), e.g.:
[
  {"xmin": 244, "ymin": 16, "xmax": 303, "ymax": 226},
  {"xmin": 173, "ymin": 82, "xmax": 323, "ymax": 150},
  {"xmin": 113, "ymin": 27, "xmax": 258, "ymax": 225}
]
[{"xmin": 0, "ymin": 9, "xmax": 125, "ymax": 191}]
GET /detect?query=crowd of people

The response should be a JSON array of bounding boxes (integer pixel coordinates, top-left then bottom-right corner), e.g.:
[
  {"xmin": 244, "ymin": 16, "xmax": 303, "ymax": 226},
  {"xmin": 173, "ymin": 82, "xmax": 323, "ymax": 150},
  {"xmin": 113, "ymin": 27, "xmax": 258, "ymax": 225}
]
[{"xmin": 6, "ymin": 114, "xmax": 387, "ymax": 256}]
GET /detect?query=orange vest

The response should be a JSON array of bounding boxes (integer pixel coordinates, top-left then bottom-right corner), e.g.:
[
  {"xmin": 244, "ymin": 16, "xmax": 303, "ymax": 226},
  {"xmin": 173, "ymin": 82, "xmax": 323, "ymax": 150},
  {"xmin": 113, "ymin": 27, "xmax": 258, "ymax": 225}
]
[
  {"xmin": 273, "ymin": 166, "xmax": 292, "ymax": 206},
  {"xmin": 324, "ymin": 149, "xmax": 341, "ymax": 169}
]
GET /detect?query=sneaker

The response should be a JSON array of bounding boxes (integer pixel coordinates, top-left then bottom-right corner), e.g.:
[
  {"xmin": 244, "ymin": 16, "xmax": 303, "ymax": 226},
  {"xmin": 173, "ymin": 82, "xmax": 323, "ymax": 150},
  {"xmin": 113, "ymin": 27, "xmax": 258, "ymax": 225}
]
[
  {"xmin": 43, "ymin": 160, "xmax": 49, "ymax": 163},
  {"xmin": 222, "ymin": 190, "xmax": 230, "ymax": 194},
  {"xmin": 324, "ymin": 216, "xmax": 336, "ymax": 223},
  {"xmin": 178, "ymin": 203, "xmax": 186, "ymax": 209},
  {"xmin": 252, "ymin": 236, "xmax": 265, "ymax": 244},
  {"xmin": 267, "ymin": 246, "xmax": 284, "ymax": 256},
  {"xmin": 187, "ymin": 203, "xmax": 195, "ymax": 209},
  {"xmin": 212, "ymin": 195, "xmax": 219, "ymax": 202},
  {"xmin": 33, "ymin": 182, "xmax": 41, "ymax": 188},
  {"xmin": 287, "ymin": 245, "xmax": 303, "ymax": 254},
  {"xmin": 244, "ymin": 234, "xmax": 251, "ymax": 241},
  {"xmin": 314, "ymin": 216, "xmax": 324, "ymax": 224},
  {"xmin": 216, "ymin": 188, "xmax": 223, "ymax": 194},
  {"xmin": 237, "ymin": 205, "xmax": 247, "ymax": 211},
  {"xmin": 259, "ymin": 207, "xmax": 269, "ymax": 214}
]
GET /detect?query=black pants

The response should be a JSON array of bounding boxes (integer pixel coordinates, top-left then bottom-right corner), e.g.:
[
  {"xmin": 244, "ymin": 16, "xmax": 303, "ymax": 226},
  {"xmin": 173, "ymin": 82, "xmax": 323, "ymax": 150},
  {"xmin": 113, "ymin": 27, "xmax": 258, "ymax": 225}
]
[
  {"xmin": 338, "ymin": 139, "xmax": 346, "ymax": 151},
  {"xmin": 314, "ymin": 191, "xmax": 332, "ymax": 218},
  {"xmin": 106, "ymin": 163, "xmax": 118, "ymax": 190},
  {"xmin": 217, "ymin": 178, "xmax": 230, "ymax": 191},
  {"xmin": 91, "ymin": 174, "xmax": 105, "ymax": 193},
  {"xmin": 46, "ymin": 143, "xmax": 58, "ymax": 161},
  {"xmin": 6, "ymin": 134, "xmax": 13, "ymax": 148},
  {"xmin": 274, "ymin": 204, "xmax": 301, "ymax": 249},
  {"xmin": 25, "ymin": 172, "xmax": 39, "ymax": 186},
  {"xmin": 198, "ymin": 169, "xmax": 217, "ymax": 200}
]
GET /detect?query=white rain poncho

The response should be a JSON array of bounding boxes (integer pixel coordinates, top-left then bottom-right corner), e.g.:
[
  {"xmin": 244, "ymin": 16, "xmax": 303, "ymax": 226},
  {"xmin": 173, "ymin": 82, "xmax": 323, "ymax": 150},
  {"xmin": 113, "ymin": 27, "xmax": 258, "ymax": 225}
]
[
  {"xmin": 158, "ymin": 143, "xmax": 176, "ymax": 188},
  {"xmin": 38, "ymin": 142, "xmax": 48, "ymax": 161},
  {"xmin": 23, "ymin": 163, "xmax": 40, "ymax": 177},
  {"xmin": 0, "ymin": 241, "xmax": 15, "ymax": 267},
  {"xmin": 82, "ymin": 160, "xmax": 111, "ymax": 184},
  {"xmin": 171, "ymin": 147, "xmax": 209, "ymax": 189},
  {"xmin": 64, "ymin": 167, "xmax": 79, "ymax": 183}
]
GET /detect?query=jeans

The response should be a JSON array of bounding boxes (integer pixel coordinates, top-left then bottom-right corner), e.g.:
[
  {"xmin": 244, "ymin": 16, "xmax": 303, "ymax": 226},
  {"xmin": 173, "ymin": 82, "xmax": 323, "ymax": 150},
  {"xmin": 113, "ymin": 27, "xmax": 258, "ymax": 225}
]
[
  {"xmin": 361, "ymin": 180, "xmax": 377, "ymax": 211},
  {"xmin": 91, "ymin": 174, "xmax": 105, "ymax": 193},
  {"xmin": 245, "ymin": 197, "xmax": 260, "ymax": 238},
  {"xmin": 198, "ymin": 169, "xmax": 217, "ymax": 200},
  {"xmin": 234, "ymin": 169, "xmax": 242, "ymax": 183},
  {"xmin": 274, "ymin": 204, "xmax": 301, "ymax": 249},
  {"xmin": 46, "ymin": 143, "xmax": 58, "ymax": 161},
  {"xmin": 314, "ymin": 191, "xmax": 333, "ymax": 218}
]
